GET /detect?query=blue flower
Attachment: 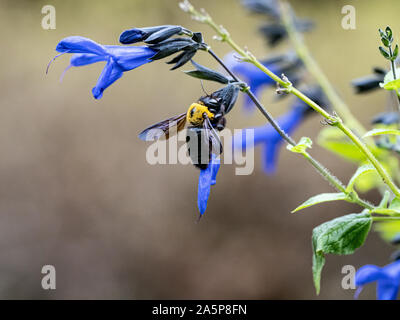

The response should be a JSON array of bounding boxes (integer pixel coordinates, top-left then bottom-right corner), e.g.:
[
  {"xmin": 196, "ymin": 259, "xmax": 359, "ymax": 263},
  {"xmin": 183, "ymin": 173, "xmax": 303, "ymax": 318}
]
[
  {"xmin": 233, "ymin": 101, "xmax": 308, "ymax": 174},
  {"xmin": 355, "ymin": 260, "xmax": 400, "ymax": 300},
  {"xmin": 49, "ymin": 36, "xmax": 157, "ymax": 99},
  {"xmin": 197, "ymin": 156, "xmax": 221, "ymax": 217},
  {"xmin": 224, "ymin": 52, "xmax": 301, "ymax": 111},
  {"xmin": 233, "ymin": 87, "xmax": 325, "ymax": 174}
]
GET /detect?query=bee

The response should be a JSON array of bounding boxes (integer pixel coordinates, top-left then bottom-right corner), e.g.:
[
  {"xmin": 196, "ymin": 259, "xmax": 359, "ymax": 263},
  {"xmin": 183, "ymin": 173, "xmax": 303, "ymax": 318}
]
[{"xmin": 139, "ymin": 91, "xmax": 228, "ymax": 169}]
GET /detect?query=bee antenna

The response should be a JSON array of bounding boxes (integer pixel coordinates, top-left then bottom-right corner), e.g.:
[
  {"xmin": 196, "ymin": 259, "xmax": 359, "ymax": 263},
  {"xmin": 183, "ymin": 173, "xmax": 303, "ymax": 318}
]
[{"xmin": 200, "ymin": 80, "xmax": 210, "ymax": 97}]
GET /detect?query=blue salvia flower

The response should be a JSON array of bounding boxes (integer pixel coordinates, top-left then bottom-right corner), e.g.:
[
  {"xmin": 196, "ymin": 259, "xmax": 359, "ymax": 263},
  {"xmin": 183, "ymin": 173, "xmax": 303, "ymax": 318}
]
[
  {"xmin": 224, "ymin": 52, "xmax": 302, "ymax": 111},
  {"xmin": 197, "ymin": 156, "xmax": 221, "ymax": 217},
  {"xmin": 234, "ymin": 104, "xmax": 305, "ymax": 174},
  {"xmin": 49, "ymin": 36, "xmax": 157, "ymax": 99},
  {"xmin": 233, "ymin": 88, "xmax": 325, "ymax": 174},
  {"xmin": 355, "ymin": 260, "xmax": 400, "ymax": 300}
]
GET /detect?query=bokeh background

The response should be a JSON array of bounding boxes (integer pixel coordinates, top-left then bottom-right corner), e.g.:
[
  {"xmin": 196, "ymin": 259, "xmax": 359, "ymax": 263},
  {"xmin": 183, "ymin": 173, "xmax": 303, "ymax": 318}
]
[{"xmin": 0, "ymin": 0, "xmax": 399, "ymax": 299}]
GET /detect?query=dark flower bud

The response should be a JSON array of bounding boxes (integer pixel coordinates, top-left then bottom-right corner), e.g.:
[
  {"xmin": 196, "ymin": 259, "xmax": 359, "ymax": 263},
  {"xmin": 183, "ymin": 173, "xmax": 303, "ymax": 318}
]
[
  {"xmin": 351, "ymin": 67, "xmax": 386, "ymax": 93},
  {"xmin": 119, "ymin": 25, "xmax": 183, "ymax": 44},
  {"xmin": 149, "ymin": 33, "xmax": 206, "ymax": 69},
  {"xmin": 241, "ymin": 0, "xmax": 281, "ymax": 19},
  {"xmin": 145, "ymin": 26, "xmax": 183, "ymax": 44},
  {"xmin": 259, "ymin": 19, "xmax": 313, "ymax": 47},
  {"xmin": 150, "ymin": 38, "xmax": 196, "ymax": 60},
  {"xmin": 391, "ymin": 233, "xmax": 400, "ymax": 245},
  {"xmin": 372, "ymin": 112, "xmax": 400, "ymax": 125}
]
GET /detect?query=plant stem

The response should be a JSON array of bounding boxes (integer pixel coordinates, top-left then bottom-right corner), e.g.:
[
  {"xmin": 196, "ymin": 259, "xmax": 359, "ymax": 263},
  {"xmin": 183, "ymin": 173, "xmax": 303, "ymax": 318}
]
[
  {"xmin": 372, "ymin": 216, "xmax": 400, "ymax": 221},
  {"xmin": 302, "ymin": 151, "xmax": 373, "ymax": 210},
  {"xmin": 207, "ymin": 49, "xmax": 295, "ymax": 146},
  {"xmin": 336, "ymin": 121, "xmax": 400, "ymax": 197},
  {"xmin": 205, "ymin": 47, "xmax": 374, "ymax": 210},
  {"xmin": 389, "ymin": 46, "xmax": 397, "ymax": 79},
  {"xmin": 388, "ymin": 45, "xmax": 400, "ymax": 109},
  {"xmin": 279, "ymin": 0, "xmax": 366, "ymax": 136},
  {"xmin": 184, "ymin": 1, "xmax": 400, "ymax": 198}
]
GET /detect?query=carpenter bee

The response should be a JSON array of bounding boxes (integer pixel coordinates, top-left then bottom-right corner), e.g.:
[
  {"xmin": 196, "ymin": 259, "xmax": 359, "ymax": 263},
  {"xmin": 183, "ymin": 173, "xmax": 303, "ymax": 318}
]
[{"xmin": 139, "ymin": 84, "xmax": 239, "ymax": 169}]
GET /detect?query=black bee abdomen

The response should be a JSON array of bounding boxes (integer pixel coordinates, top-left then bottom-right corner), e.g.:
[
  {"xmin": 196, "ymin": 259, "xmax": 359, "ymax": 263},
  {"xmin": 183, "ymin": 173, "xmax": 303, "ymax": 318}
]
[{"xmin": 186, "ymin": 126, "xmax": 212, "ymax": 169}]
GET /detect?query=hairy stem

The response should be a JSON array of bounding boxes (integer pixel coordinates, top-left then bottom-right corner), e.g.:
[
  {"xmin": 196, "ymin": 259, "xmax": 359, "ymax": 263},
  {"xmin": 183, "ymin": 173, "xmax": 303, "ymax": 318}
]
[
  {"xmin": 207, "ymin": 49, "xmax": 295, "ymax": 146},
  {"xmin": 205, "ymin": 46, "xmax": 374, "ymax": 210},
  {"xmin": 279, "ymin": 0, "xmax": 366, "ymax": 135},
  {"xmin": 184, "ymin": 1, "xmax": 400, "ymax": 198}
]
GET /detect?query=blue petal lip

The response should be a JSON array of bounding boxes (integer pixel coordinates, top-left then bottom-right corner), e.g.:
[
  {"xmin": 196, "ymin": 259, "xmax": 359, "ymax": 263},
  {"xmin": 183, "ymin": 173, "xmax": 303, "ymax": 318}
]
[
  {"xmin": 233, "ymin": 106, "xmax": 305, "ymax": 175},
  {"xmin": 198, "ymin": 165, "xmax": 213, "ymax": 215},
  {"xmin": 56, "ymin": 36, "xmax": 107, "ymax": 55},
  {"xmin": 197, "ymin": 157, "xmax": 220, "ymax": 216},
  {"xmin": 355, "ymin": 260, "xmax": 400, "ymax": 300},
  {"xmin": 52, "ymin": 36, "xmax": 157, "ymax": 99},
  {"xmin": 92, "ymin": 59, "xmax": 124, "ymax": 100},
  {"xmin": 70, "ymin": 53, "xmax": 107, "ymax": 67}
]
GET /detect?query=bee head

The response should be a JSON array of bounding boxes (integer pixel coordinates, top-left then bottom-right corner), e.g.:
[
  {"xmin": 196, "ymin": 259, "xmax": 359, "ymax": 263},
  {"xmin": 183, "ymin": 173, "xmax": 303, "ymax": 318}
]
[{"xmin": 186, "ymin": 102, "xmax": 214, "ymax": 126}]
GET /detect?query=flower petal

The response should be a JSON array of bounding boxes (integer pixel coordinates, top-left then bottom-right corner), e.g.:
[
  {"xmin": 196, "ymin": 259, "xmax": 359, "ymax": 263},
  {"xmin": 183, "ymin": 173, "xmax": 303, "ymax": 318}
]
[
  {"xmin": 56, "ymin": 36, "xmax": 107, "ymax": 55},
  {"xmin": 105, "ymin": 46, "xmax": 156, "ymax": 71},
  {"xmin": 262, "ymin": 141, "xmax": 281, "ymax": 174},
  {"xmin": 355, "ymin": 265, "xmax": 385, "ymax": 286},
  {"xmin": 377, "ymin": 280, "xmax": 399, "ymax": 300},
  {"xmin": 92, "ymin": 59, "xmax": 123, "ymax": 99},
  {"xmin": 119, "ymin": 28, "xmax": 147, "ymax": 44},
  {"xmin": 70, "ymin": 53, "xmax": 107, "ymax": 67},
  {"xmin": 210, "ymin": 157, "xmax": 221, "ymax": 186},
  {"xmin": 197, "ymin": 165, "xmax": 213, "ymax": 216}
]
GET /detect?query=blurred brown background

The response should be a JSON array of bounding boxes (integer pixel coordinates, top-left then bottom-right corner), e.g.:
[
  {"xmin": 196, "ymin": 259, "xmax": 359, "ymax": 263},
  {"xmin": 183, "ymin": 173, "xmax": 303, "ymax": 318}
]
[{"xmin": 0, "ymin": 0, "xmax": 399, "ymax": 299}]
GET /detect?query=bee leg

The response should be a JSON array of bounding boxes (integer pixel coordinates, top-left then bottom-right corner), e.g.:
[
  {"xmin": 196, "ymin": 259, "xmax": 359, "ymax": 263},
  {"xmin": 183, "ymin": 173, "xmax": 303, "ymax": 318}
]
[{"xmin": 216, "ymin": 117, "xmax": 226, "ymax": 131}]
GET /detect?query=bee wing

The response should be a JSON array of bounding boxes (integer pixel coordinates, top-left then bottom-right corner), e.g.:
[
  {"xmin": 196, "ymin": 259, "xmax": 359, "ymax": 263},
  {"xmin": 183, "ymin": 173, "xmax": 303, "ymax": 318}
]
[
  {"xmin": 138, "ymin": 113, "xmax": 187, "ymax": 141},
  {"xmin": 204, "ymin": 116, "xmax": 223, "ymax": 156}
]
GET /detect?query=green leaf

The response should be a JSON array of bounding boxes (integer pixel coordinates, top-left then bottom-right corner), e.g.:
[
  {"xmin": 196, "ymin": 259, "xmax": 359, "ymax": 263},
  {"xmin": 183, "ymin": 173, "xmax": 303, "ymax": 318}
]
[
  {"xmin": 381, "ymin": 37, "xmax": 390, "ymax": 47},
  {"xmin": 286, "ymin": 136, "xmax": 312, "ymax": 154},
  {"xmin": 379, "ymin": 69, "xmax": 400, "ymax": 91},
  {"xmin": 292, "ymin": 193, "xmax": 348, "ymax": 213},
  {"xmin": 386, "ymin": 26, "xmax": 393, "ymax": 41},
  {"xmin": 312, "ymin": 212, "xmax": 372, "ymax": 294},
  {"xmin": 364, "ymin": 128, "xmax": 400, "ymax": 138},
  {"xmin": 393, "ymin": 44, "xmax": 399, "ymax": 60},
  {"xmin": 379, "ymin": 46, "xmax": 390, "ymax": 59},
  {"xmin": 379, "ymin": 28, "xmax": 387, "ymax": 39},
  {"xmin": 389, "ymin": 197, "xmax": 400, "ymax": 212},
  {"xmin": 318, "ymin": 127, "xmax": 366, "ymax": 163},
  {"xmin": 346, "ymin": 164, "xmax": 376, "ymax": 193}
]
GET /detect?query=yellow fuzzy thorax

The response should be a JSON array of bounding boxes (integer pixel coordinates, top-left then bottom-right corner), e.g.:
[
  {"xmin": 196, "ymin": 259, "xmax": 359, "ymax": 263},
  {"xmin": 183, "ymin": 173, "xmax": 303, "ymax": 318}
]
[{"xmin": 186, "ymin": 103, "xmax": 215, "ymax": 126}]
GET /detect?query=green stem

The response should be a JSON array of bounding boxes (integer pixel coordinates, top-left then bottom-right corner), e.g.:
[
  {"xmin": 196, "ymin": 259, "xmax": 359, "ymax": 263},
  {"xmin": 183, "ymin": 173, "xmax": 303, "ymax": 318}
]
[
  {"xmin": 207, "ymin": 48, "xmax": 295, "ymax": 146},
  {"xmin": 204, "ymin": 38, "xmax": 374, "ymax": 211},
  {"xmin": 389, "ymin": 46, "xmax": 397, "ymax": 79},
  {"xmin": 279, "ymin": 0, "xmax": 366, "ymax": 136},
  {"xmin": 388, "ymin": 46, "xmax": 400, "ymax": 109},
  {"xmin": 183, "ymin": 1, "xmax": 400, "ymax": 199},
  {"xmin": 336, "ymin": 121, "xmax": 400, "ymax": 198},
  {"xmin": 372, "ymin": 216, "xmax": 400, "ymax": 221},
  {"xmin": 302, "ymin": 151, "xmax": 373, "ymax": 210}
]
